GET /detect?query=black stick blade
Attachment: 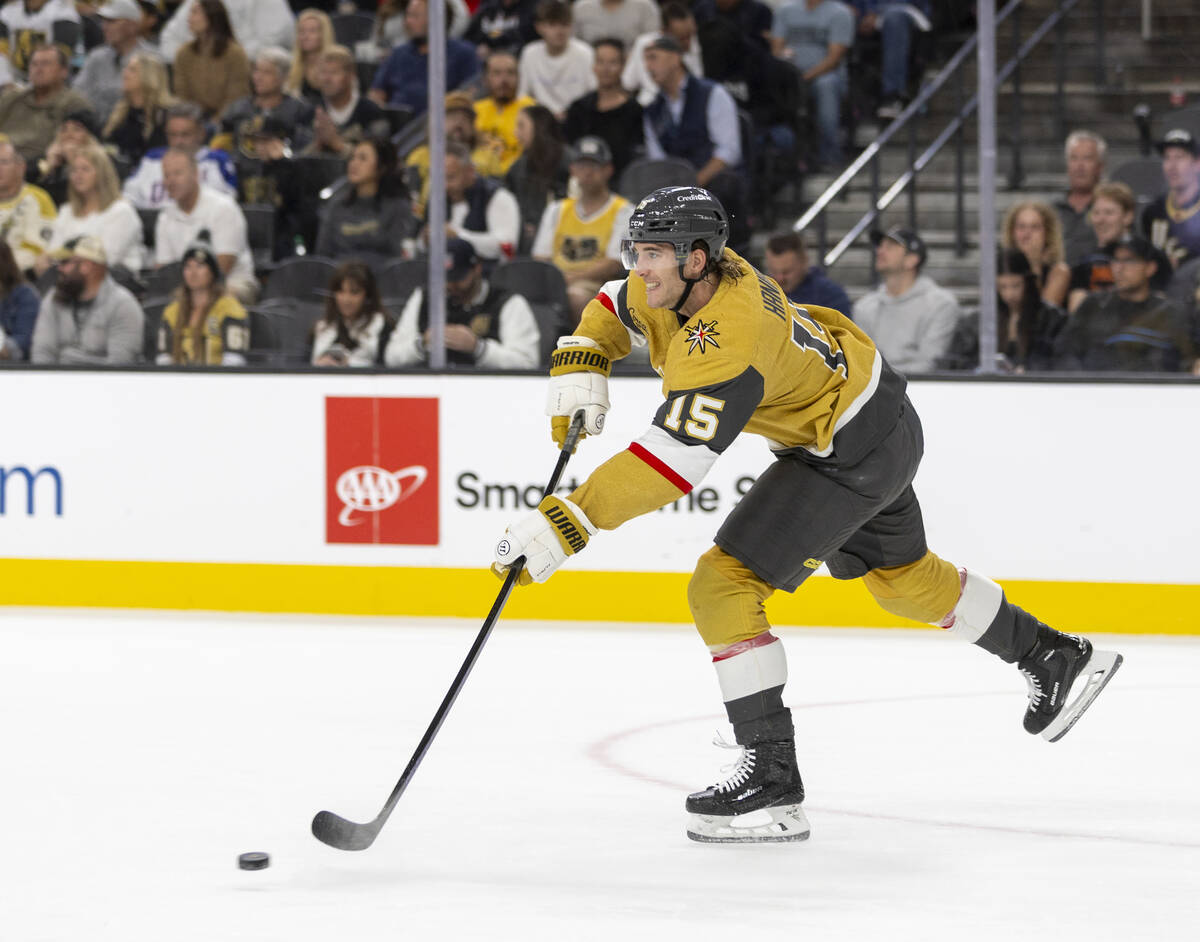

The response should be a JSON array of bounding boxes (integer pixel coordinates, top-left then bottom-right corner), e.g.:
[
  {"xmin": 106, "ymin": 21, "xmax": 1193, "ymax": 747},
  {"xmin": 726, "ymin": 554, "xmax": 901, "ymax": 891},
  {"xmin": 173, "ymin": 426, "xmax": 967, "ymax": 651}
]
[{"xmin": 311, "ymin": 810, "xmax": 380, "ymax": 851}]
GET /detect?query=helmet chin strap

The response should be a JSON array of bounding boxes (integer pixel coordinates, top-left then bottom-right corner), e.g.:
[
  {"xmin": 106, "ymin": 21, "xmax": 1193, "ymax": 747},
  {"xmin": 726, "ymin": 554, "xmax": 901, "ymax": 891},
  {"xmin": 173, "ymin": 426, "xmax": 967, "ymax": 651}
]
[{"xmin": 670, "ymin": 251, "xmax": 708, "ymax": 317}]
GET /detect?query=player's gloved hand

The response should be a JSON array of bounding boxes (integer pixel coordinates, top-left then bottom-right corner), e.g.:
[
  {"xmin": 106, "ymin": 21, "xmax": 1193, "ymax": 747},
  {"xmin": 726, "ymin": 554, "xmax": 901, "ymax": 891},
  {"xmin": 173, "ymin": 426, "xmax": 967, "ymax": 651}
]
[
  {"xmin": 492, "ymin": 495, "xmax": 597, "ymax": 585},
  {"xmin": 547, "ymin": 336, "xmax": 610, "ymax": 450}
]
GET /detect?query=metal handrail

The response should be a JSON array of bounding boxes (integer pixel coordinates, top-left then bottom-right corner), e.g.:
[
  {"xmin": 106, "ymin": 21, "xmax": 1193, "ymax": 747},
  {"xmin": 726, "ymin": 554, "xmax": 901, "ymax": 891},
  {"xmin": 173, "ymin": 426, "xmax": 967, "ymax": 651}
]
[
  {"xmin": 821, "ymin": 0, "xmax": 1085, "ymax": 269},
  {"xmin": 793, "ymin": 0, "xmax": 1095, "ymax": 270}
]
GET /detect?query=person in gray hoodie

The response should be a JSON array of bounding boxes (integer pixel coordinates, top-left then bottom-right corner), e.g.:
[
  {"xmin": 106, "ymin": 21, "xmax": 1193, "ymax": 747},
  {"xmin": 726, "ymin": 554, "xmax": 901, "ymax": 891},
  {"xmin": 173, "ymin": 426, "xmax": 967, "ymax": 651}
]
[
  {"xmin": 851, "ymin": 225, "xmax": 961, "ymax": 374},
  {"xmin": 30, "ymin": 234, "xmax": 144, "ymax": 364}
]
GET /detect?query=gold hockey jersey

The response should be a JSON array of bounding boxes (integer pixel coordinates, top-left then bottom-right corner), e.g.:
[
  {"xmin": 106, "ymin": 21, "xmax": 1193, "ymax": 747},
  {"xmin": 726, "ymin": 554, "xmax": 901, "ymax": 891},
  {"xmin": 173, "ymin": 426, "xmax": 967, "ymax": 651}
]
[{"xmin": 568, "ymin": 250, "xmax": 907, "ymax": 530}]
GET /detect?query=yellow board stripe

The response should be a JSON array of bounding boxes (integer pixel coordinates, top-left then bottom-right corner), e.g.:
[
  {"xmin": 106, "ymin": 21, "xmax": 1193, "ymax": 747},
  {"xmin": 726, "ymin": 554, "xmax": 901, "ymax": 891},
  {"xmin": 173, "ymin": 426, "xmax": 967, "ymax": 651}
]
[{"xmin": 1, "ymin": 558, "xmax": 1197, "ymax": 634}]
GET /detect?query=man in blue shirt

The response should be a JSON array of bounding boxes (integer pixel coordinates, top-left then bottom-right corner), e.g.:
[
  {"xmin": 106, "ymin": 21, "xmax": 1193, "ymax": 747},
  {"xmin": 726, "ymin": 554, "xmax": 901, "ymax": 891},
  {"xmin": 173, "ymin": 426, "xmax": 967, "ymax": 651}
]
[
  {"xmin": 369, "ymin": 0, "xmax": 480, "ymax": 115},
  {"xmin": 764, "ymin": 230, "xmax": 852, "ymax": 312}
]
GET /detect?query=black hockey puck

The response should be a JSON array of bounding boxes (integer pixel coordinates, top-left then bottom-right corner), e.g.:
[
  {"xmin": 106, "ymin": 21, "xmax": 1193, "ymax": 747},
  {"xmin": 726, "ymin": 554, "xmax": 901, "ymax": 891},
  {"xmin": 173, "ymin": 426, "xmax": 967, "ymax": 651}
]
[{"xmin": 238, "ymin": 852, "xmax": 270, "ymax": 871}]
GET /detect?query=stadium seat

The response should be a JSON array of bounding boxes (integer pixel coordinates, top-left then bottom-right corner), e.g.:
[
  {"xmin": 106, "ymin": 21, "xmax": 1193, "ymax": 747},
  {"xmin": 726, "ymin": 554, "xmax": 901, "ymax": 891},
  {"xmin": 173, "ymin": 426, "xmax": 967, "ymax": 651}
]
[
  {"xmin": 617, "ymin": 157, "xmax": 697, "ymax": 203},
  {"xmin": 241, "ymin": 203, "xmax": 276, "ymax": 271},
  {"xmin": 261, "ymin": 256, "xmax": 338, "ymax": 302},
  {"xmin": 332, "ymin": 12, "xmax": 376, "ymax": 48},
  {"xmin": 489, "ymin": 258, "xmax": 571, "ymax": 366},
  {"xmin": 377, "ymin": 258, "xmax": 426, "ymax": 310},
  {"xmin": 251, "ymin": 297, "xmax": 325, "ymax": 363},
  {"xmin": 143, "ymin": 261, "xmax": 181, "ymax": 299},
  {"xmin": 1111, "ymin": 158, "xmax": 1165, "ymax": 207},
  {"xmin": 142, "ymin": 296, "xmax": 169, "ymax": 361}
]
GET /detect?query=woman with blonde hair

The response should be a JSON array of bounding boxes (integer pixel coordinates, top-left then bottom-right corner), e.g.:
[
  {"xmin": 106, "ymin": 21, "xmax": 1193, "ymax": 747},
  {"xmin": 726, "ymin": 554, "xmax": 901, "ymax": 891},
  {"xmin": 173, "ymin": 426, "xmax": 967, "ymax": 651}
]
[
  {"xmin": 287, "ymin": 8, "xmax": 334, "ymax": 103},
  {"xmin": 36, "ymin": 143, "xmax": 145, "ymax": 275},
  {"xmin": 1001, "ymin": 199, "xmax": 1070, "ymax": 308},
  {"xmin": 104, "ymin": 52, "xmax": 177, "ymax": 168}
]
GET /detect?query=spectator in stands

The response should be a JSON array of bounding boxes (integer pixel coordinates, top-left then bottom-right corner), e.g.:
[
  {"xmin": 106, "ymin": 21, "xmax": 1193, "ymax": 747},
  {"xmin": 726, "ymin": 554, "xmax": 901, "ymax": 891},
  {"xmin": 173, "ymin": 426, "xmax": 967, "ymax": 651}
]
[
  {"xmin": 155, "ymin": 147, "xmax": 257, "ymax": 301},
  {"xmin": 1142, "ymin": 128, "xmax": 1200, "ymax": 270},
  {"xmin": 0, "ymin": 135, "xmax": 57, "ymax": 273},
  {"xmin": 123, "ymin": 101, "xmax": 238, "ymax": 208},
  {"xmin": 849, "ymin": 0, "xmax": 932, "ymax": 120},
  {"xmin": 1053, "ymin": 130, "xmax": 1106, "ymax": 267},
  {"xmin": 157, "ymin": 238, "xmax": 249, "ymax": 364},
  {"xmin": 517, "ymin": 1, "xmax": 594, "ymax": 124},
  {"xmin": 286, "ymin": 8, "xmax": 334, "ymax": 104},
  {"xmin": 234, "ymin": 115, "xmax": 321, "ymax": 256},
  {"xmin": 994, "ymin": 249, "xmax": 1066, "ymax": 373},
  {"xmin": 624, "ymin": 3, "xmax": 703, "ymax": 107},
  {"xmin": 73, "ymin": 0, "xmax": 157, "ymax": 126},
  {"xmin": 34, "ymin": 110, "xmax": 100, "ymax": 206},
  {"xmin": 439, "ymin": 140, "xmax": 522, "ymax": 264},
  {"xmin": 506, "ymin": 104, "xmax": 569, "ymax": 254},
  {"xmin": 0, "ymin": 45, "xmax": 94, "ymax": 163},
  {"xmin": 315, "ymin": 136, "xmax": 417, "ymax": 267},
  {"xmin": 464, "ymin": 0, "xmax": 539, "ymax": 57},
  {"xmin": 1055, "ymin": 233, "xmax": 1196, "ymax": 373},
  {"xmin": 102, "ymin": 53, "xmax": 175, "ymax": 170},
  {"xmin": 375, "ymin": 0, "xmax": 472, "ymax": 47},
  {"xmin": 771, "ymin": 0, "xmax": 854, "ymax": 170},
  {"xmin": 311, "ymin": 261, "xmax": 392, "ymax": 367},
  {"xmin": 30, "ymin": 234, "xmax": 144, "ymax": 364},
  {"xmin": 171, "ymin": 0, "xmax": 252, "ymax": 120},
  {"xmin": 1002, "ymin": 200, "xmax": 1070, "ymax": 308},
  {"xmin": 159, "ymin": 0, "xmax": 295, "ymax": 62},
  {"xmin": 0, "ymin": 240, "xmax": 40, "ymax": 361},
  {"xmin": 37, "ymin": 143, "xmax": 145, "ymax": 275},
  {"xmin": 0, "ymin": 0, "xmax": 79, "ymax": 80},
  {"xmin": 385, "ymin": 236, "xmax": 540, "ymax": 368},
  {"xmin": 763, "ymin": 230, "xmax": 851, "ymax": 313},
  {"xmin": 572, "ymin": 0, "xmax": 660, "ymax": 49},
  {"xmin": 218, "ymin": 46, "xmax": 314, "ymax": 155},
  {"xmin": 369, "ymin": 0, "xmax": 479, "ymax": 116},
  {"xmin": 135, "ymin": 0, "xmax": 165, "ymax": 45},
  {"xmin": 851, "ymin": 225, "xmax": 960, "ymax": 374},
  {"xmin": 307, "ymin": 46, "xmax": 389, "ymax": 158},
  {"xmin": 565, "ymin": 38, "xmax": 642, "ymax": 177},
  {"xmin": 532, "ymin": 135, "xmax": 632, "ymax": 322},
  {"xmin": 405, "ymin": 92, "xmax": 498, "ymax": 217},
  {"xmin": 1166, "ymin": 256, "xmax": 1200, "ymax": 351},
  {"xmin": 693, "ymin": 0, "xmax": 773, "ymax": 53},
  {"xmin": 474, "ymin": 49, "xmax": 537, "ymax": 175}
]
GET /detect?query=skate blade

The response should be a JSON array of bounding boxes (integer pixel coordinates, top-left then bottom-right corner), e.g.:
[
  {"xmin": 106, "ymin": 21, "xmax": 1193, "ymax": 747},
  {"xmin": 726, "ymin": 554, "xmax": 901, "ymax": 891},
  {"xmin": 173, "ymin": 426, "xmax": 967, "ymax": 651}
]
[
  {"xmin": 1042, "ymin": 649, "xmax": 1123, "ymax": 743},
  {"xmin": 686, "ymin": 804, "xmax": 810, "ymax": 844}
]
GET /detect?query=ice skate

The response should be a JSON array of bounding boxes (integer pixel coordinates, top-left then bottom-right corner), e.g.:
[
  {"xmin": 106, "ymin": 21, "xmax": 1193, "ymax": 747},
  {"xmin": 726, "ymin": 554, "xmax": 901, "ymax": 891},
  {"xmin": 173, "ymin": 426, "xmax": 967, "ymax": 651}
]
[
  {"xmin": 1017, "ymin": 626, "xmax": 1123, "ymax": 742},
  {"xmin": 685, "ymin": 738, "xmax": 809, "ymax": 843}
]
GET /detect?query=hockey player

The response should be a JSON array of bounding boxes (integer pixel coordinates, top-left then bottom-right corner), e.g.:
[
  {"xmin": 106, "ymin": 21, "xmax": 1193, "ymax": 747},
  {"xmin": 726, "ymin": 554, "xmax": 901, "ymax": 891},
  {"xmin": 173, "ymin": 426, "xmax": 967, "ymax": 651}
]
[{"xmin": 493, "ymin": 186, "xmax": 1123, "ymax": 844}]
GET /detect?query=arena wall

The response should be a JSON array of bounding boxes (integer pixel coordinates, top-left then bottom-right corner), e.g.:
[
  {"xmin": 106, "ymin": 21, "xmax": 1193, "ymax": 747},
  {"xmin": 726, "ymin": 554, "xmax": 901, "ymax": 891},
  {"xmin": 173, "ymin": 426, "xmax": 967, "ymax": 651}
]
[{"xmin": 2, "ymin": 371, "xmax": 1197, "ymax": 634}]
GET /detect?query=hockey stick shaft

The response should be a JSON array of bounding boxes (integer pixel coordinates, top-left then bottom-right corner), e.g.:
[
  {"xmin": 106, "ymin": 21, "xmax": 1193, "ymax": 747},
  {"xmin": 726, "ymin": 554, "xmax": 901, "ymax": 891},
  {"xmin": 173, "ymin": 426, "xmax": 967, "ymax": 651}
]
[{"xmin": 312, "ymin": 412, "xmax": 586, "ymax": 850}]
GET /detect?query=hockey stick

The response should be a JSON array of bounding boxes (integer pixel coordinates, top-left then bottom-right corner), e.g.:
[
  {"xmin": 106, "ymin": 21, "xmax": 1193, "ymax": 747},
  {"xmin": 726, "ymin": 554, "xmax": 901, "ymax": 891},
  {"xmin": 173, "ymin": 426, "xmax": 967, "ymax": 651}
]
[{"xmin": 311, "ymin": 411, "xmax": 587, "ymax": 851}]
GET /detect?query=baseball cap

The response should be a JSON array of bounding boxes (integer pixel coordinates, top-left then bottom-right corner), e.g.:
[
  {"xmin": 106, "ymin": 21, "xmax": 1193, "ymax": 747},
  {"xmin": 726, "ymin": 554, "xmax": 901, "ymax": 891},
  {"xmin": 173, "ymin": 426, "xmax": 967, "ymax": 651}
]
[
  {"xmin": 445, "ymin": 237, "xmax": 479, "ymax": 281},
  {"xmin": 568, "ymin": 136, "xmax": 613, "ymax": 165},
  {"xmin": 96, "ymin": 0, "xmax": 142, "ymax": 21},
  {"xmin": 1154, "ymin": 128, "xmax": 1198, "ymax": 155},
  {"xmin": 1106, "ymin": 233, "xmax": 1157, "ymax": 261},
  {"xmin": 55, "ymin": 234, "xmax": 107, "ymax": 265},
  {"xmin": 870, "ymin": 225, "xmax": 927, "ymax": 266},
  {"xmin": 646, "ymin": 35, "xmax": 683, "ymax": 55}
]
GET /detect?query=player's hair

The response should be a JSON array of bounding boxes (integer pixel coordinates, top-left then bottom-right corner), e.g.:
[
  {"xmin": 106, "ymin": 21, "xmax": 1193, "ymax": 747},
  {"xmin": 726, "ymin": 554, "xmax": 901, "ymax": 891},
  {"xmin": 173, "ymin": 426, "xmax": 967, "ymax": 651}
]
[
  {"xmin": 535, "ymin": 0, "xmax": 572, "ymax": 25},
  {"xmin": 288, "ymin": 9, "xmax": 335, "ymax": 94},
  {"xmin": 1064, "ymin": 129, "xmax": 1107, "ymax": 163},
  {"xmin": 319, "ymin": 261, "xmax": 393, "ymax": 352},
  {"xmin": 701, "ymin": 241, "xmax": 743, "ymax": 282},
  {"xmin": 661, "ymin": 2, "xmax": 693, "ymax": 25},
  {"xmin": 190, "ymin": 0, "xmax": 236, "ymax": 58},
  {"xmin": 1001, "ymin": 200, "xmax": 1066, "ymax": 268},
  {"xmin": 1092, "ymin": 181, "xmax": 1136, "ymax": 218},
  {"xmin": 765, "ymin": 231, "xmax": 807, "ymax": 259},
  {"xmin": 592, "ymin": 37, "xmax": 625, "ymax": 58},
  {"xmin": 104, "ymin": 53, "xmax": 176, "ymax": 141},
  {"xmin": 67, "ymin": 143, "xmax": 122, "ymax": 216}
]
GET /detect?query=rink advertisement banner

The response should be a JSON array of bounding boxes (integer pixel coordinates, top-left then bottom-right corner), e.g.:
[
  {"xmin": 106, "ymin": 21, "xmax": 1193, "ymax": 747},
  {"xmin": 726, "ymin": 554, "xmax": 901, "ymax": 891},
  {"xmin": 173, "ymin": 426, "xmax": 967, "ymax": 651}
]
[
  {"xmin": 324, "ymin": 396, "xmax": 439, "ymax": 545},
  {"xmin": 2, "ymin": 370, "xmax": 1200, "ymax": 630}
]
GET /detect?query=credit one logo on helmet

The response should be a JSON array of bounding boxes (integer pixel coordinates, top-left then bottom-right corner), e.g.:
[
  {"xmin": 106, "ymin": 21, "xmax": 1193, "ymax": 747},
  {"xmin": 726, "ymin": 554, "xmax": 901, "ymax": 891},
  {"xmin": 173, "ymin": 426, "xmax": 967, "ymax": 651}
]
[{"xmin": 325, "ymin": 397, "xmax": 438, "ymax": 545}]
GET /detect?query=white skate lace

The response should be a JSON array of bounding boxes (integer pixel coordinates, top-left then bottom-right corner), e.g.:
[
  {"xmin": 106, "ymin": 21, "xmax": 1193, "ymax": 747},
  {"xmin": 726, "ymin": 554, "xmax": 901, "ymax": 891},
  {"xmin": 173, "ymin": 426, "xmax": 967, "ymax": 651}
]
[
  {"xmin": 1020, "ymin": 668, "xmax": 1045, "ymax": 708},
  {"xmin": 710, "ymin": 734, "xmax": 756, "ymax": 794}
]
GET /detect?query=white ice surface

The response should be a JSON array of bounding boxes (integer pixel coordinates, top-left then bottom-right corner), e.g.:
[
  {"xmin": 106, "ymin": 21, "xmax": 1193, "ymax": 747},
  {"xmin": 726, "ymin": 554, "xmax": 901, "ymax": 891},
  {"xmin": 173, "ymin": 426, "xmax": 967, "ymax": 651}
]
[{"xmin": 2, "ymin": 610, "xmax": 1197, "ymax": 942}]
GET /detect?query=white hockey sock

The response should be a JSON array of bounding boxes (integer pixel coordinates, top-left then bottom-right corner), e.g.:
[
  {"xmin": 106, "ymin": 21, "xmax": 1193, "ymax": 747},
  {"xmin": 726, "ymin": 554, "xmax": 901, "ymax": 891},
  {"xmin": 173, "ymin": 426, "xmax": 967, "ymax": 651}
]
[{"xmin": 711, "ymin": 632, "xmax": 794, "ymax": 744}]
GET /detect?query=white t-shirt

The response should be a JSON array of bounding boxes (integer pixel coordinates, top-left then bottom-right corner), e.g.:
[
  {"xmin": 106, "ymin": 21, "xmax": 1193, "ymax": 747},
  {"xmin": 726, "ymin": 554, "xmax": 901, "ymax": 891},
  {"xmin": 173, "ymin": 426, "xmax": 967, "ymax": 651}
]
[
  {"xmin": 48, "ymin": 199, "xmax": 145, "ymax": 272},
  {"xmin": 154, "ymin": 186, "xmax": 255, "ymax": 286},
  {"xmin": 517, "ymin": 39, "xmax": 596, "ymax": 118}
]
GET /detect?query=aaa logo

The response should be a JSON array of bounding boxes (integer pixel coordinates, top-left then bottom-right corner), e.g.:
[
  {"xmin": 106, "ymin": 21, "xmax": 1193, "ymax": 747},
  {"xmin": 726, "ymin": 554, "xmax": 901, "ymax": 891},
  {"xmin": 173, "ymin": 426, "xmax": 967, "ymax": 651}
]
[{"xmin": 335, "ymin": 465, "xmax": 428, "ymax": 527}]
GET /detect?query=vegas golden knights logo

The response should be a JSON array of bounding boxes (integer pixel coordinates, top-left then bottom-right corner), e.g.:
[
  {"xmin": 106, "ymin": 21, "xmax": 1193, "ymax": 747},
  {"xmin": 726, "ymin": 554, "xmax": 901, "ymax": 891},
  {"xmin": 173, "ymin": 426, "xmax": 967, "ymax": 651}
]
[{"xmin": 560, "ymin": 235, "xmax": 600, "ymax": 263}]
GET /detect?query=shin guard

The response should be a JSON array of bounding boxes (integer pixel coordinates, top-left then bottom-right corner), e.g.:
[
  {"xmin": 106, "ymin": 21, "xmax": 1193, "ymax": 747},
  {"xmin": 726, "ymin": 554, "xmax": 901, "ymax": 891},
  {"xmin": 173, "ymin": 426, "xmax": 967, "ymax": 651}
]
[{"xmin": 711, "ymin": 632, "xmax": 795, "ymax": 745}]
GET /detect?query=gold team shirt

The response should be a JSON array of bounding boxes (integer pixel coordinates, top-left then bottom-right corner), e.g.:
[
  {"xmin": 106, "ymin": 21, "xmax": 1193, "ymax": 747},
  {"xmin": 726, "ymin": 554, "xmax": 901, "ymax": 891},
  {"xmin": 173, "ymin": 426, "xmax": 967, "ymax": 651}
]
[
  {"xmin": 567, "ymin": 250, "xmax": 904, "ymax": 531},
  {"xmin": 550, "ymin": 196, "xmax": 630, "ymax": 275},
  {"xmin": 473, "ymin": 96, "xmax": 536, "ymax": 174},
  {"xmin": 159, "ymin": 296, "xmax": 250, "ymax": 365}
]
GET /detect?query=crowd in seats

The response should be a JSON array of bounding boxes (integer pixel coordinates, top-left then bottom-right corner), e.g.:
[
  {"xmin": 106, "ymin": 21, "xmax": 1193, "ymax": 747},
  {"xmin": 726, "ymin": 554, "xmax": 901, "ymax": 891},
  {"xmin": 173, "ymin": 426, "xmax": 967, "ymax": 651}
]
[{"xmin": 0, "ymin": 0, "xmax": 1194, "ymax": 377}]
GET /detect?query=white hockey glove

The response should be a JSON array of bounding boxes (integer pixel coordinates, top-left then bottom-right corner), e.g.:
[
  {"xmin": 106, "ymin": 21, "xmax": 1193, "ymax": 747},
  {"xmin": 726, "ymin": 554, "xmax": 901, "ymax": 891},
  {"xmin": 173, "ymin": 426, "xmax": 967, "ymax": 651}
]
[
  {"xmin": 547, "ymin": 336, "xmax": 610, "ymax": 450},
  {"xmin": 492, "ymin": 495, "xmax": 597, "ymax": 586}
]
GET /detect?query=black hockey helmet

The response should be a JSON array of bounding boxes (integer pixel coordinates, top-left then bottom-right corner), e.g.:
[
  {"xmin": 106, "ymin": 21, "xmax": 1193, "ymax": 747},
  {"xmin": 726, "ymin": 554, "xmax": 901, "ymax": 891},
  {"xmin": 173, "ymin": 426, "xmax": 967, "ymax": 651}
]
[{"xmin": 620, "ymin": 186, "xmax": 730, "ymax": 269}]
